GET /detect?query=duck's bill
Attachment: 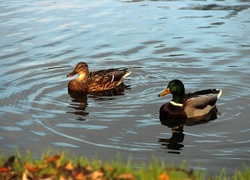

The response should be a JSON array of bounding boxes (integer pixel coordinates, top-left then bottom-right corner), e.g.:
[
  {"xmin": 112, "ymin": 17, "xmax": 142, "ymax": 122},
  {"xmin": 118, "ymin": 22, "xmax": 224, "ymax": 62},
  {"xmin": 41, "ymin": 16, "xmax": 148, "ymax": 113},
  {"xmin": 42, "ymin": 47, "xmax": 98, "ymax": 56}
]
[
  {"xmin": 158, "ymin": 88, "xmax": 170, "ymax": 97},
  {"xmin": 67, "ymin": 71, "xmax": 76, "ymax": 77}
]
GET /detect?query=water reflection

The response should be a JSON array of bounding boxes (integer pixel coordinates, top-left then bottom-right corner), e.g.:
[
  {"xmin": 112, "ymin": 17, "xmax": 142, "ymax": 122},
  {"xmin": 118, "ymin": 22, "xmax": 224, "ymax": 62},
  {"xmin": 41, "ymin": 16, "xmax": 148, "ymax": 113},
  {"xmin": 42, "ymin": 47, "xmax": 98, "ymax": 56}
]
[
  {"xmin": 159, "ymin": 125, "xmax": 184, "ymax": 154},
  {"xmin": 67, "ymin": 83, "xmax": 130, "ymax": 120},
  {"xmin": 67, "ymin": 90, "xmax": 89, "ymax": 120},
  {"xmin": 159, "ymin": 108, "xmax": 220, "ymax": 154}
]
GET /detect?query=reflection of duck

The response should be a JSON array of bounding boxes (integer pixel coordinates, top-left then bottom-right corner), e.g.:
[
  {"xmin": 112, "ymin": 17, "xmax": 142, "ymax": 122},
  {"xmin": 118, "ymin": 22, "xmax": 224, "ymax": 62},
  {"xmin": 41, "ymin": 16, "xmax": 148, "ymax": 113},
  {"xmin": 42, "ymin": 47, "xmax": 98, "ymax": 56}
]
[
  {"xmin": 159, "ymin": 125, "xmax": 185, "ymax": 154},
  {"xmin": 67, "ymin": 62, "xmax": 131, "ymax": 92},
  {"xmin": 67, "ymin": 90, "xmax": 89, "ymax": 120},
  {"xmin": 67, "ymin": 83, "xmax": 130, "ymax": 120},
  {"xmin": 158, "ymin": 79, "xmax": 222, "ymax": 127},
  {"xmin": 88, "ymin": 83, "xmax": 130, "ymax": 100}
]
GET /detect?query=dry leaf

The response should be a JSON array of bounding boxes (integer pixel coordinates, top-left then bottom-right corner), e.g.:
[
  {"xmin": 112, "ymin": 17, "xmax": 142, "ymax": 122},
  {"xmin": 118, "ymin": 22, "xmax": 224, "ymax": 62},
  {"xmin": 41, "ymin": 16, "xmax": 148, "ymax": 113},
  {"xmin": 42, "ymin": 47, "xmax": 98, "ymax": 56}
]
[
  {"xmin": 91, "ymin": 170, "xmax": 104, "ymax": 179},
  {"xmin": 22, "ymin": 169, "xmax": 33, "ymax": 180},
  {"xmin": 75, "ymin": 172, "xmax": 85, "ymax": 180},
  {"xmin": 85, "ymin": 165, "xmax": 93, "ymax": 172},
  {"xmin": 158, "ymin": 172, "xmax": 169, "ymax": 180},
  {"xmin": 59, "ymin": 175, "xmax": 67, "ymax": 180},
  {"xmin": 25, "ymin": 163, "xmax": 39, "ymax": 172},
  {"xmin": 106, "ymin": 166, "xmax": 112, "ymax": 172},
  {"xmin": 22, "ymin": 171, "xmax": 28, "ymax": 180},
  {"xmin": 0, "ymin": 167, "xmax": 9, "ymax": 171},
  {"xmin": 38, "ymin": 164, "xmax": 47, "ymax": 169},
  {"xmin": 116, "ymin": 173, "xmax": 135, "ymax": 180},
  {"xmin": 46, "ymin": 155, "xmax": 60, "ymax": 163},
  {"xmin": 65, "ymin": 162, "xmax": 74, "ymax": 170}
]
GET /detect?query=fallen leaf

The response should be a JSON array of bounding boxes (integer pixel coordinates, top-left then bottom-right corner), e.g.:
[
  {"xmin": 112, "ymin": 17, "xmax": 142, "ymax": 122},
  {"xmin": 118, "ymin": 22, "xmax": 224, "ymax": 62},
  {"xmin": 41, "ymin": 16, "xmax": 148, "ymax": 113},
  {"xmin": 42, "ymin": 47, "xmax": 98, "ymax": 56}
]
[
  {"xmin": 91, "ymin": 170, "xmax": 104, "ymax": 179},
  {"xmin": 22, "ymin": 169, "xmax": 33, "ymax": 180},
  {"xmin": 46, "ymin": 155, "xmax": 60, "ymax": 163},
  {"xmin": 22, "ymin": 171, "xmax": 28, "ymax": 180},
  {"xmin": 38, "ymin": 164, "xmax": 47, "ymax": 169},
  {"xmin": 25, "ymin": 163, "xmax": 39, "ymax": 172},
  {"xmin": 158, "ymin": 172, "xmax": 169, "ymax": 180},
  {"xmin": 85, "ymin": 165, "xmax": 93, "ymax": 172},
  {"xmin": 65, "ymin": 162, "xmax": 74, "ymax": 170},
  {"xmin": 59, "ymin": 175, "xmax": 67, "ymax": 180},
  {"xmin": 0, "ymin": 167, "xmax": 9, "ymax": 172},
  {"xmin": 106, "ymin": 166, "xmax": 112, "ymax": 172},
  {"xmin": 116, "ymin": 173, "xmax": 135, "ymax": 180},
  {"xmin": 75, "ymin": 172, "xmax": 85, "ymax": 180}
]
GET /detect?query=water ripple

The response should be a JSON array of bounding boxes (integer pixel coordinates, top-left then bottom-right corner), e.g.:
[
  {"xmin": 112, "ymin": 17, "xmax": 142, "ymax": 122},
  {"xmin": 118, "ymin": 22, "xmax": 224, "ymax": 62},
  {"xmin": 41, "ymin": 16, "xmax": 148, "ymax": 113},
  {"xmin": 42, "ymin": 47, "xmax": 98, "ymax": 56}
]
[{"xmin": 0, "ymin": 0, "xmax": 249, "ymax": 175}]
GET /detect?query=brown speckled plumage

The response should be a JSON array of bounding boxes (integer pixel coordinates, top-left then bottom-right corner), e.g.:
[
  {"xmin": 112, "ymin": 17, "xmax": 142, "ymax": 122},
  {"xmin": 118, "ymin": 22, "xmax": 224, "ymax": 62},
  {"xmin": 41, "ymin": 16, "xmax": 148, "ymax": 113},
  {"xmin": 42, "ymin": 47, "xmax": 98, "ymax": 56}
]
[{"xmin": 67, "ymin": 62, "xmax": 131, "ymax": 92}]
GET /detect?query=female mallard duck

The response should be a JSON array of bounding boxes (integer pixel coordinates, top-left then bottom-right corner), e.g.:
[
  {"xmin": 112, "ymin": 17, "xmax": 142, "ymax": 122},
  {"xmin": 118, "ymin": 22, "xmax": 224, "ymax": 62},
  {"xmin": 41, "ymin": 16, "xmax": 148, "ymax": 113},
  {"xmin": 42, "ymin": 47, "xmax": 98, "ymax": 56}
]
[
  {"xmin": 67, "ymin": 62, "xmax": 131, "ymax": 92},
  {"xmin": 158, "ymin": 79, "xmax": 222, "ymax": 126}
]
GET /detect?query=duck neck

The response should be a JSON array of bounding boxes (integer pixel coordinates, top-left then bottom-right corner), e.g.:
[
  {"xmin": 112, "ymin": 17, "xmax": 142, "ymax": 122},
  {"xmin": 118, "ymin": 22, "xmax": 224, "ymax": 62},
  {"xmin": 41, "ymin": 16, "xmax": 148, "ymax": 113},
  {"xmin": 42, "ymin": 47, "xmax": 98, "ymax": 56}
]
[
  {"xmin": 172, "ymin": 94, "xmax": 184, "ymax": 104},
  {"xmin": 78, "ymin": 73, "xmax": 88, "ymax": 82}
]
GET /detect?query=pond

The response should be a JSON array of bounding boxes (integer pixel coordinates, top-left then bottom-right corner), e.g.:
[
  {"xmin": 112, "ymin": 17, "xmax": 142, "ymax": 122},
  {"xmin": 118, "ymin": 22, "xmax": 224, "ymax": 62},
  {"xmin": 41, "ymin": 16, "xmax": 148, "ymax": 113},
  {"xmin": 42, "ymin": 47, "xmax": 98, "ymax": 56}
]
[{"xmin": 0, "ymin": 0, "xmax": 249, "ymax": 175}]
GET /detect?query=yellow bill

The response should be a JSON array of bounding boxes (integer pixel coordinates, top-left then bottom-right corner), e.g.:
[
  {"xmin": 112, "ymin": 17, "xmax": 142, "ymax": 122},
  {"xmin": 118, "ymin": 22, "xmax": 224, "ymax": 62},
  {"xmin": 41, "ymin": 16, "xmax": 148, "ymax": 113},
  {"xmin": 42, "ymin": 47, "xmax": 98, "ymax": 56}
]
[{"xmin": 158, "ymin": 87, "xmax": 171, "ymax": 97}]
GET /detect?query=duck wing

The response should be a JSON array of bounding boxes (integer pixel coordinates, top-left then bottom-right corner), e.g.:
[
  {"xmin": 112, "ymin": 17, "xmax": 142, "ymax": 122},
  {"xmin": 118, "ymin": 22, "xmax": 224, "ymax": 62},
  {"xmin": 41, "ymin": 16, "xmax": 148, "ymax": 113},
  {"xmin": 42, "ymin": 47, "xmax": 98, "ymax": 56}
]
[
  {"xmin": 86, "ymin": 68, "xmax": 131, "ymax": 92},
  {"xmin": 89, "ymin": 68, "xmax": 130, "ymax": 83},
  {"xmin": 184, "ymin": 89, "xmax": 222, "ymax": 118}
]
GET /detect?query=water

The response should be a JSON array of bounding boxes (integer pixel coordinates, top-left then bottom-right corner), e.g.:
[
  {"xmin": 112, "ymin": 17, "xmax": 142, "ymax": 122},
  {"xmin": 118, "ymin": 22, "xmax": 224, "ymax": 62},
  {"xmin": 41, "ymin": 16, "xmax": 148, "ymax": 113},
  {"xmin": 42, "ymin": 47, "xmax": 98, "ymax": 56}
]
[{"xmin": 1, "ymin": 0, "xmax": 250, "ymax": 175}]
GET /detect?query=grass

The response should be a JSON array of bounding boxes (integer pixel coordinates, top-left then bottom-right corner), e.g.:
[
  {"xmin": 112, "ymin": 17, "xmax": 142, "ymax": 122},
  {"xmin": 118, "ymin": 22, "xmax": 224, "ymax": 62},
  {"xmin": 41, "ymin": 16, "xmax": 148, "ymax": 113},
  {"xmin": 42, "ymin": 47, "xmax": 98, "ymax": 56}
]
[{"xmin": 0, "ymin": 149, "xmax": 249, "ymax": 180}]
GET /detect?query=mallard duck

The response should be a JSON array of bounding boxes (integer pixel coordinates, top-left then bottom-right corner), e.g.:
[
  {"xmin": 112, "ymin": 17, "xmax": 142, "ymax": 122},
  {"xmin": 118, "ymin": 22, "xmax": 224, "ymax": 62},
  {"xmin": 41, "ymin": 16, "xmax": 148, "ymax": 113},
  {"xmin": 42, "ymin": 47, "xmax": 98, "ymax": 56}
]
[
  {"xmin": 158, "ymin": 79, "xmax": 222, "ymax": 126},
  {"xmin": 67, "ymin": 62, "xmax": 131, "ymax": 92}
]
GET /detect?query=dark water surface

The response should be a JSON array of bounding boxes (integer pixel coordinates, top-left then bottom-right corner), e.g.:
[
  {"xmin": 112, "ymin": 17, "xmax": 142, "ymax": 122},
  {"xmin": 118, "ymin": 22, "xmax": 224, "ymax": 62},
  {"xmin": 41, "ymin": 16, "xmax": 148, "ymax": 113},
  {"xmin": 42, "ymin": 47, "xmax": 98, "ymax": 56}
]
[{"xmin": 1, "ymin": 0, "xmax": 250, "ymax": 175}]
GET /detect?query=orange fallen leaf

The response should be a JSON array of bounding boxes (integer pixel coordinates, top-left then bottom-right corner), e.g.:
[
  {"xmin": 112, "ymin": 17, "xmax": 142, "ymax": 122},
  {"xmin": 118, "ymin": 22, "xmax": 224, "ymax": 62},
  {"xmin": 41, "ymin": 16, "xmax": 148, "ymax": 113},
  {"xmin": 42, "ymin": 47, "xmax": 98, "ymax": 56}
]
[
  {"xmin": 91, "ymin": 170, "xmax": 104, "ymax": 179},
  {"xmin": 85, "ymin": 165, "xmax": 93, "ymax": 172},
  {"xmin": 22, "ymin": 169, "xmax": 34, "ymax": 180},
  {"xmin": 25, "ymin": 163, "xmax": 39, "ymax": 172},
  {"xmin": 38, "ymin": 164, "xmax": 47, "ymax": 169},
  {"xmin": 22, "ymin": 171, "xmax": 28, "ymax": 180},
  {"xmin": 65, "ymin": 162, "xmax": 74, "ymax": 170},
  {"xmin": 106, "ymin": 166, "xmax": 112, "ymax": 172},
  {"xmin": 158, "ymin": 172, "xmax": 169, "ymax": 180},
  {"xmin": 0, "ymin": 167, "xmax": 9, "ymax": 172},
  {"xmin": 59, "ymin": 175, "xmax": 67, "ymax": 180},
  {"xmin": 116, "ymin": 173, "xmax": 135, "ymax": 180},
  {"xmin": 46, "ymin": 155, "xmax": 60, "ymax": 163},
  {"xmin": 75, "ymin": 172, "xmax": 85, "ymax": 180}
]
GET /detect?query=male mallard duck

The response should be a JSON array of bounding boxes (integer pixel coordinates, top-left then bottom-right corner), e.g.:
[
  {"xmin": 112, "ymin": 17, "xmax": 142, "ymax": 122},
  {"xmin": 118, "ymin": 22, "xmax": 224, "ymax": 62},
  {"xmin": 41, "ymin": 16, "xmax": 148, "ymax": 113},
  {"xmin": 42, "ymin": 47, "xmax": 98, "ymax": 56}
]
[
  {"xmin": 67, "ymin": 62, "xmax": 131, "ymax": 92},
  {"xmin": 158, "ymin": 79, "xmax": 222, "ymax": 126}
]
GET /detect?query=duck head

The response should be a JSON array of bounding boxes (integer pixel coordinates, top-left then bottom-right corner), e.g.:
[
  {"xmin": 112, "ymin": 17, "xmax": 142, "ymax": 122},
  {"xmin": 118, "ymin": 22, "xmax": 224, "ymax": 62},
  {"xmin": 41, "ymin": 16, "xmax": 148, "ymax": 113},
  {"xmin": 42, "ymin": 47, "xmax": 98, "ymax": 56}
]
[
  {"xmin": 158, "ymin": 79, "xmax": 185, "ymax": 104},
  {"xmin": 67, "ymin": 62, "xmax": 89, "ymax": 81}
]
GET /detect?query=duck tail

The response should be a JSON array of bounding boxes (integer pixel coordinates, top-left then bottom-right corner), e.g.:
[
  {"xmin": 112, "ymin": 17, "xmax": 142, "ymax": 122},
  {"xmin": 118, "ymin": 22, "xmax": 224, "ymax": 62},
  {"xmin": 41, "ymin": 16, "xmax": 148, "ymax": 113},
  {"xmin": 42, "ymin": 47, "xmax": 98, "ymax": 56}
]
[
  {"xmin": 217, "ymin": 89, "xmax": 222, "ymax": 99},
  {"xmin": 123, "ymin": 69, "xmax": 132, "ymax": 79},
  {"xmin": 116, "ymin": 69, "xmax": 131, "ymax": 86}
]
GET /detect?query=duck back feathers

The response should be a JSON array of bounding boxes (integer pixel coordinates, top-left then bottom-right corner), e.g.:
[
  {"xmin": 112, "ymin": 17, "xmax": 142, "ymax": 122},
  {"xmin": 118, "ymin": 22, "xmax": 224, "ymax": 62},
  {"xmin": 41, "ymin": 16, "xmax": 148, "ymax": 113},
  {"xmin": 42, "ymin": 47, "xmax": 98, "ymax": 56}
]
[
  {"xmin": 67, "ymin": 62, "xmax": 131, "ymax": 92},
  {"xmin": 185, "ymin": 89, "xmax": 222, "ymax": 118},
  {"xmin": 87, "ymin": 68, "xmax": 131, "ymax": 92}
]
